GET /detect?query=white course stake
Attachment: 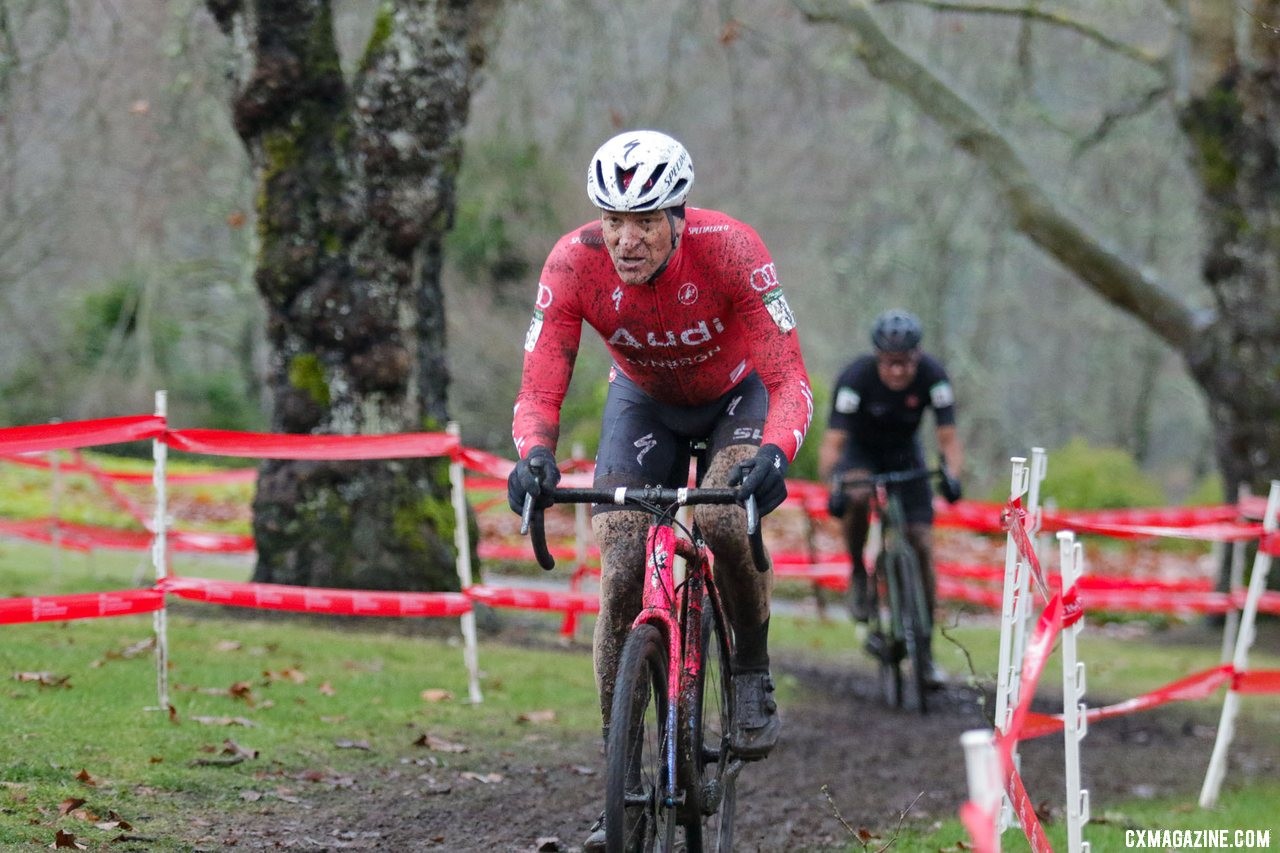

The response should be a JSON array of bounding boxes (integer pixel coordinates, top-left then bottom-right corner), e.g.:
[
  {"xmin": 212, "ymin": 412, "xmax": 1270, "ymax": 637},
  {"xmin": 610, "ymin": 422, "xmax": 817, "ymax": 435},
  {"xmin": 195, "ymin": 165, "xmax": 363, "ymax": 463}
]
[
  {"xmin": 1010, "ymin": 448, "xmax": 1048, "ymax": 715},
  {"xmin": 961, "ymin": 729, "xmax": 1002, "ymax": 853},
  {"xmin": 994, "ymin": 456, "xmax": 1030, "ymax": 831},
  {"xmin": 1058, "ymin": 531, "xmax": 1090, "ymax": 853},
  {"xmin": 149, "ymin": 390, "xmax": 171, "ymax": 712},
  {"xmin": 1200, "ymin": 479, "xmax": 1280, "ymax": 807},
  {"xmin": 447, "ymin": 422, "xmax": 484, "ymax": 704}
]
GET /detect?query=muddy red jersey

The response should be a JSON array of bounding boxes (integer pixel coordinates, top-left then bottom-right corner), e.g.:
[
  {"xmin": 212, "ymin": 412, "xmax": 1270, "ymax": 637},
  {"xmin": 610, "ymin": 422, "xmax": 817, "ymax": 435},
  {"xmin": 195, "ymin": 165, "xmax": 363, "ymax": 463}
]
[{"xmin": 513, "ymin": 208, "xmax": 813, "ymax": 461}]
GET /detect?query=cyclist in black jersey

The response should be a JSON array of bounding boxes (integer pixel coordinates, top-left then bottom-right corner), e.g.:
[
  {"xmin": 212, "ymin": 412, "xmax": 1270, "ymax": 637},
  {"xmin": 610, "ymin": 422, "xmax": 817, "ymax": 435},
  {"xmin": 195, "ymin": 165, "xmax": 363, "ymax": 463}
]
[{"xmin": 817, "ymin": 309, "xmax": 965, "ymax": 687}]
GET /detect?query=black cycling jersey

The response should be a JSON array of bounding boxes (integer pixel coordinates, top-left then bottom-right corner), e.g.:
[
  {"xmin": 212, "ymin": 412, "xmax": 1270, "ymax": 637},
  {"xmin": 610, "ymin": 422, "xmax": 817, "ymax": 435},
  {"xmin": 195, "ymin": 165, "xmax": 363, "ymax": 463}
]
[
  {"xmin": 827, "ymin": 352, "xmax": 956, "ymax": 525},
  {"xmin": 827, "ymin": 353, "xmax": 956, "ymax": 453}
]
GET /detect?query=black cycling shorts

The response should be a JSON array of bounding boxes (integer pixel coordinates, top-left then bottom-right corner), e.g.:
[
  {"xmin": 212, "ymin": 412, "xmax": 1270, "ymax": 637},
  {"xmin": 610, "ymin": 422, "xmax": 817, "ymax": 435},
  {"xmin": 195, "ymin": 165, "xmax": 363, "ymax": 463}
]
[
  {"xmin": 591, "ymin": 368, "xmax": 767, "ymax": 514},
  {"xmin": 841, "ymin": 441, "xmax": 935, "ymax": 525}
]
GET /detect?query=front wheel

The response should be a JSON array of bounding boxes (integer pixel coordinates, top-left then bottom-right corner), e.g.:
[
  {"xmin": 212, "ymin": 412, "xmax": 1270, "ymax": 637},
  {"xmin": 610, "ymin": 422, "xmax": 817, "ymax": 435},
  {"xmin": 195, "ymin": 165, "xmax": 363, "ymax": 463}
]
[
  {"xmin": 870, "ymin": 551, "xmax": 904, "ymax": 709},
  {"xmin": 894, "ymin": 546, "xmax": 931, "ymax": 715},
  {"xmin": 682, "ymin": 597, "xmax": 735, "ymax": 852},
  {"xmin": 606, "ymin": 624, "xmax": 677, "ymax": 852}
]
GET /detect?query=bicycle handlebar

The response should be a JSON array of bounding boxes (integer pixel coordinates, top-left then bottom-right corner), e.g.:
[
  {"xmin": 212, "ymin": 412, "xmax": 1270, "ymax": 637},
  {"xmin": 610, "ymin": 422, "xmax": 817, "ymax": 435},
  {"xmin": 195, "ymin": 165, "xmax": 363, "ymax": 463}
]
[
  {"xmin": 836, "ymin": 467, "xmax": 942, "ymax": 489},
  {"xmin": 520, "ymin": 486, "xmax": 768, "ymax": 574}
]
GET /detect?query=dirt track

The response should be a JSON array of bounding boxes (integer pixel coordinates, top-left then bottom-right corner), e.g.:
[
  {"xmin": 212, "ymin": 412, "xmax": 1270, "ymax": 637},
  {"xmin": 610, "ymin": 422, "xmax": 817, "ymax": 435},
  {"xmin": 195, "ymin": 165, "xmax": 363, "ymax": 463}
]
[{"xmin": 216, "ymin": 618, "xmax": 1280, "ymax": 852}]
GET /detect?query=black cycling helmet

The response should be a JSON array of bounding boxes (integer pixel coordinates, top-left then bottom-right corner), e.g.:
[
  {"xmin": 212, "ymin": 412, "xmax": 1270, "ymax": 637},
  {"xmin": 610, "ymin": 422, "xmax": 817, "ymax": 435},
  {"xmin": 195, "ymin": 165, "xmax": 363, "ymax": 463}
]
[{"xmin": 871, "ymin": 309, "xmax": 923, "ymax": 353}]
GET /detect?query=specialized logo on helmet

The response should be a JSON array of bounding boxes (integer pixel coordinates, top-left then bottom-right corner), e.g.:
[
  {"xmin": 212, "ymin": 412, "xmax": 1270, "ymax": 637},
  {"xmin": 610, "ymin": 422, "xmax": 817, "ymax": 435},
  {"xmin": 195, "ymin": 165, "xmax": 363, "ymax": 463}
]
[{"xmin": 587, "ymin": 130, "xmax": 694, "ymax": 212}]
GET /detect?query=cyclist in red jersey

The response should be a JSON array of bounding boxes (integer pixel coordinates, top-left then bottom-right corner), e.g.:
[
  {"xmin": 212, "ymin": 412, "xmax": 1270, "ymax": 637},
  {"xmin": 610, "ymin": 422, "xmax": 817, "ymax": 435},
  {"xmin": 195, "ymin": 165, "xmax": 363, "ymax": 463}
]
[{"xmin": 507, "ymin": 130, "xmax": 812, "ymax": 848}]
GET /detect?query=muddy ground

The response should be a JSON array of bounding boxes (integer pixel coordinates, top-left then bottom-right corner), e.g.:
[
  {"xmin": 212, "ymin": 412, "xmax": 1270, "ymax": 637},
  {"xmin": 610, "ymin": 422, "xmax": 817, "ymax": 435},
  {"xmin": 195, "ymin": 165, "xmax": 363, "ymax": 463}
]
[{"xmin": 214, "ymin": 616, "xmax": 1280, "ymax": 853}]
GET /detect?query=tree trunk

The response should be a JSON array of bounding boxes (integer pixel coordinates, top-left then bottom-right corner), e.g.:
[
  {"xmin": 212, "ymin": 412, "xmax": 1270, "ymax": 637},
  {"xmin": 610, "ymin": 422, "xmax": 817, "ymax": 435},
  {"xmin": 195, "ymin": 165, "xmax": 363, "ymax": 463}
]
[
  {"xmin": 207, "ymin": 0, "xmax": 500, "ymax": 590},
  {"xmin": 1179, "ymin": 2, "xmax": 1280, "ymax": 502},
  {"xmin": 793, "ymin": 0, "xmax": 1280, "ymax": 502}
]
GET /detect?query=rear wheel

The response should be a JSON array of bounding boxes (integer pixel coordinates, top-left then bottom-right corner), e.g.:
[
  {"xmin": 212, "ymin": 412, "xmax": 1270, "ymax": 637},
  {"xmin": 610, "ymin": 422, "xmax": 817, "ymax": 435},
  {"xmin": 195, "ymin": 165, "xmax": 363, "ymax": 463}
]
[
  {"xmin": 606, "ymin": 624, "xmax": 676, "ymax": 852},
  {"xmin": 682, "ymin": 597, "xmax": 735, "ymax": 852}
]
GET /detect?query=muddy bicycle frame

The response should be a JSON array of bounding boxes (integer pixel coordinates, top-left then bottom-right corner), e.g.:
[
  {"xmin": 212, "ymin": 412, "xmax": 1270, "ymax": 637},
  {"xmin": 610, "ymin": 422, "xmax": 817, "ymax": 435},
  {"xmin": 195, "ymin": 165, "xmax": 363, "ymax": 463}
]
[{"xmin": 523, "ymin": 481, "xmax": 766, "ymax": 850}]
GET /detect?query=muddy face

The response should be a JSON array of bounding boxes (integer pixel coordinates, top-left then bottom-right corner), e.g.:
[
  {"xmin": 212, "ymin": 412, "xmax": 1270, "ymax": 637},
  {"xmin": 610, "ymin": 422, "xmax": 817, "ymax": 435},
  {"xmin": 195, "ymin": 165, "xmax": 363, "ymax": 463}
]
[{"xmin": 599, "ymin": 210, "xmax": 685, "ymax": 284}]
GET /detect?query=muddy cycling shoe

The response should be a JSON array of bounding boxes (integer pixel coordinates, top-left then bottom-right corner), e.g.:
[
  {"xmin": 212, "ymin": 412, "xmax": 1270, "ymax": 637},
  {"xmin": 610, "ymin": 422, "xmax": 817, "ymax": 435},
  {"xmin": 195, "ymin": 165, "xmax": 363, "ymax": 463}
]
[
  {"xmin": 582, "ymin": 810, "xmax": 606, "ymax": 851},
  {"xmin": 730, "ymin": 670, "xmax": 780, "ymax": 759}
]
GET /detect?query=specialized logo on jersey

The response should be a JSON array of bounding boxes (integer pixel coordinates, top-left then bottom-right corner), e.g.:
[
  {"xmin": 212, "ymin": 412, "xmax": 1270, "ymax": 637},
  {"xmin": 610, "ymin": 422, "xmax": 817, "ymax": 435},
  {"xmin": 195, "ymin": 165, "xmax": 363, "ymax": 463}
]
[
  {"xmin": 535, "ymin": 282, "xmax": 553, "ymax": 310},
  {"xmin": 612, "ymin": 286, "xmax": 623, "ymax": 312},
  {"xmin": 795, "ymin": 380, "xmax": 815, "ymax": 450},
  {"xmin": 607, "ymin": 318, "xmax": 725, "ymax": 349},
  {"xmin": 677, "ymin": 282, "xmax": 698, "ymax": 305},
  {"xmin": 749, "ymin": 262, "xmax": 779, "ymax": 292},
  {"xmin": 930, "ymin": 381, "xmax": 955, "ymax": 409},
  {"xmin": 762, "ymin": 289, "xmax": 796, "ymax": 332},
  {"xmin": 524, "ymin": 309, "xmax": 544, "ymax": 352},
  {"xmin": 834, "ymin": 387, "xmax": 860, "ymax": 414},
  {"xmin": 634, "ymin": 432, "xmax": 657, "ymax": 465}
]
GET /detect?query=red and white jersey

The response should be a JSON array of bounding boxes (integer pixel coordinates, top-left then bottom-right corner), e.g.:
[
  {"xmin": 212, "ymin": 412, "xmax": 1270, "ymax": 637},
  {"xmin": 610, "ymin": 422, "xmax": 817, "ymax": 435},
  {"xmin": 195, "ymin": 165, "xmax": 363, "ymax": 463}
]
[{"xmin": 513, "ymin": 208, "xmax": 812, "ymax": 461}]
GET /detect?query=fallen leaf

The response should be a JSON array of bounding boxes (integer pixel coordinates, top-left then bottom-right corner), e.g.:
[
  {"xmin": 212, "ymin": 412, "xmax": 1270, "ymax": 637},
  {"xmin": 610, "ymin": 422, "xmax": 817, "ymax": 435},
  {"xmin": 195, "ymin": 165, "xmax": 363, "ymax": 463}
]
[
  {"xmin": 516, "ymin": 709, "xmax": 556, "ymax": 725},
  {"xmin": 190, "ymin": 715, "xmax": 257, "ymax": 727},
  {"xmin": 52, "ymin": 828, "xmax": 87, "ymax": 849},
  {"xmin": 14, "ymin": 671, "xmax": 70, "ymax": 687},
  {"xmin": 570, "ymin": 765, "xmax": 596, "ymax": 776},
  {"xmin": 420, "ymin": 688, "xmax": 452, "ymax": 703},
  {"xmin": 214, "ymin": 640, "xmax": 242, "ymax": 652},
  {"xmin": 228, "ymin": 681, "xmax": 254, "ymax": 703},
  {"xmin": 222, "ymin": 739, "xmax": 259, "ymax": 759},
  {"xmin": 318, "ymin": 681, "xmax": 336, "ymax": 696},
  {"xmin": 334, "ymin": 739, "xmax": 371, "ymax": 751},
  {"xmin": 57, "ymin": 798, "xmax": 86, "ymax": 816},
  {"xmin": 240, "ymin": 790, "xmax": 263, "ymax": 802},
  {"xmin": 95, "ymin": 811, "xmax": 132, "ymax": 831},
  {"xmin": 68, "ymin": 807, "xmax": 100, "ymax": 822},
  {"xmin": 413, "ymin": 733, "xmax": 468, "ymax": 753},
  {"xmin": 74, "ymin": 770, "xmax": 97, "ymax": 787},
  {"xmin": 460, "ymin": 771, "xmax": 503, "ymax": 784},
  {"xmin": 263, "ymin": 668, "xmax": 307, "ymax": 685}
]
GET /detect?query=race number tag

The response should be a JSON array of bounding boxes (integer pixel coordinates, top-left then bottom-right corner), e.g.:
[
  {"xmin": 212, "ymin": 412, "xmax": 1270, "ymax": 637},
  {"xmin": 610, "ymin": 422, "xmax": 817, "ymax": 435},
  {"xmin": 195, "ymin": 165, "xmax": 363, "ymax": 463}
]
[
  {"xmin": 763, "ymin": 289, "xmax": 796, "ymax": 332},
  {"xmin": 524, "ymin": 310, "xmax": 544, "ymax": 352},
  {"xmin": 930, "ymin": 381, "xmax": 955, "ymax": 409},
  {"xmin": 834, "ymin": 387, "xmax": 860, "ymax": 414}
]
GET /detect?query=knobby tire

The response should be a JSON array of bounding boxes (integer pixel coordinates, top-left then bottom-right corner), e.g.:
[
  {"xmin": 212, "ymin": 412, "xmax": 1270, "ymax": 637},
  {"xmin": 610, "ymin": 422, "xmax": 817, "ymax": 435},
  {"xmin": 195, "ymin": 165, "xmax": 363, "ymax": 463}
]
[
  {"xmin": 874, "ymin": 550, "xmax": 904, "ymax": 709},
  {"xmin": 898, "ymin": 547, "xmax": 932, "ymax": 715},
  {"xmin": 681, "ymin": 596, "xmax": 735, "ymax": 852},
  {"xmin": 606, "ymin": 624, "xmax": 677, "ymax": 852}
]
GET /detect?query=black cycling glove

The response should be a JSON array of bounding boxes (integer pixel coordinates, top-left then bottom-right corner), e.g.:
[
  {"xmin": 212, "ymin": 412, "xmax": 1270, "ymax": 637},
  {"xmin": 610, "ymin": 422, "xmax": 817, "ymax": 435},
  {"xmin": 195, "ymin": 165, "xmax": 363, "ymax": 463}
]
[
  {"xmin": 827, "ymin": 482, "xmax": 848, "ymax": 519},
  {"xmin": 938, "ymin": 458, "xmax": 963, "ymax": 504},
  {"xmin": 728, "ymin": 444, "xmax": 789, "ymax": 516},
  {"xmin": 507, "ymin": 446, "xmax": 561, "ymax": 514}
]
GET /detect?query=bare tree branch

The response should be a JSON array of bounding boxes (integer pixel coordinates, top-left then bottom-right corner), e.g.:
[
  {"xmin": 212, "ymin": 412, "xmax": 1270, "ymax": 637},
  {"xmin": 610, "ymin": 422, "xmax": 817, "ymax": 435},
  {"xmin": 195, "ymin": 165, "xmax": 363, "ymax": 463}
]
[
  {"xmin": 874, "ymin": 0, "xmax": 1167, "ymax": 70},
  {"xmin": 792, "ymin": 0, "xmax": 1203, "ymax": 351}
]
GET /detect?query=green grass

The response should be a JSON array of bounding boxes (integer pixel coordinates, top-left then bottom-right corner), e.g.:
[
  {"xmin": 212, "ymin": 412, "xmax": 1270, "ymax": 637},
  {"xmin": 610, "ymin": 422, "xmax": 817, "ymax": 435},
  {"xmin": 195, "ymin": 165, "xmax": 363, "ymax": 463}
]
[{"xmin": 2, "ymin": 501, "xmax": 1279, "ymax": 849}]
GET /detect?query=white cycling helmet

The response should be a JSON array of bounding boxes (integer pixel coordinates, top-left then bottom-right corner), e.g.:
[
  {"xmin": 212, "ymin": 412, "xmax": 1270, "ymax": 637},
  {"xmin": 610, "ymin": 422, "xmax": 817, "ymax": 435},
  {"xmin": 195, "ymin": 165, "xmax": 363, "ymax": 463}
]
[{"xmin": 586, "ymin": 130, "xmax": 694, "ymax": 212}]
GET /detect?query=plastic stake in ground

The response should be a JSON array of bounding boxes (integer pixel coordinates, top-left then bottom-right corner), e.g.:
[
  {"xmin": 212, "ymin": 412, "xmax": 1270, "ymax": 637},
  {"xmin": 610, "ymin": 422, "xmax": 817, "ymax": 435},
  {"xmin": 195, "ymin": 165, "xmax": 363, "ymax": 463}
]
[
  {"xmin": 150, "ymin": 390, "xmax": 171, "ymax": 712},
  {"xmin": 1199, "ymin": 479, "xmax": 1280, "ymax": 807},
  {"xmin": 994, "ymin": 455, "xmax": 1030, "ymax": 831},
  {"xmin": 1058, "ymin": 531, "xmax": 1089, "ymax": 853},
  {"xmin": 960, "ymin": 728, "xmax": 1002, "ymax": 853},
  {"xmin": 448, "ymin": 422, "xmax": 484, "ymax": 704}
]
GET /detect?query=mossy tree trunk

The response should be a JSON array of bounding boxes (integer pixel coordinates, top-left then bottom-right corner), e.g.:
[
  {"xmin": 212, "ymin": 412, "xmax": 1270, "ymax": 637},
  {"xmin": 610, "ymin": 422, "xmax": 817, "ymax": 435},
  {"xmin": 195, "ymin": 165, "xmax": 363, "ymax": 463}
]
[
  {"xmin": 1179, "ymin": 2, "xmax": 1280, "ymax": 505},
  {"xmin": 206, "ymin": 0, "xmax": 501, "ymax": 590},
  {"xmin": 794, "ymin": 0, "xmax": 1280, "ymax": 503}
]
